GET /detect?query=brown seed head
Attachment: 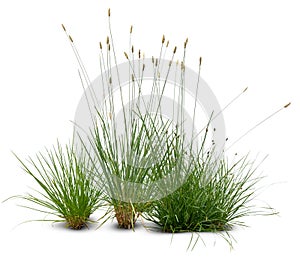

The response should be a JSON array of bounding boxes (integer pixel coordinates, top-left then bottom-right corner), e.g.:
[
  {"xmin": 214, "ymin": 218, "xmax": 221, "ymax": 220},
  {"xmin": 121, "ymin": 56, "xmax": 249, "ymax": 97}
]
[
  {"xmin": 199, "ymin": 57, "xmax": 202, "ymax": 66},
  {"xmin": 155, "ymin": 58, "xmax": 158, "ymax": 67},
  {"xmin": 166, "ymin": 40, "xmax": 169, "ymax": 48},
  {"xmin": 142, "ymin": 64, "xmax": 145, "ymax": 71},
  {"xmin": 284, "ymin": 102, "xmax": 291, "ymax": 108},
  {"xmin": 124, "ymin": 52, "xmax": 129, "ymax": 60},
  {"xmin": 243, "ymin": 86, "xmax": 248, "ymax": 92},
  {"xmin": 131, "ymin": 45, "xmax": 134, "ymax": 53},
  {"xmin": 184, "ymin": 38, "xmax": 188, "ymax": 49},
  {"xmin": 130, "ymin": 25, "xmax": 133, "ymax": 34},
  {"xmin": 106, "ymin": 36, "xmax": 109, "ymax": 45},
  {"xmin": 162, "ymin": 34, "xmax": 165, "ymax": 44},
  {"xmin": 99, "ymin": 42, "xmax": 103, "ymax": 49},
  {"xmin": 138, "ymin": 49, "xmax": 141, "ymax": 59},
  {"xmin": 173, "ymin": 46, "xmax": 177, "ymax": 54},
  {"xmin": 152, "ymin": 56, "xmax": 154, "ymax": 63},
  {"xmin": 108, "ymin": 44, "xmax": 111, "ymax": 51},
  {"xmin": 131, "ymin": 74, "xmax": 134, "ymax": 82},
  {"xmin": 108, "ymin": 8, "xmax": 111, "ymax": 17},
  {"xmin": 61, "ymin": 24, "xmax": 66, "ymax": 32},
  {"xmin": 68, "ymin": 35, "xmax": 73, "ymax": 43},
  {"xmin": 109, "ymin": 77, "xmax": 112, "ymax": 84}
]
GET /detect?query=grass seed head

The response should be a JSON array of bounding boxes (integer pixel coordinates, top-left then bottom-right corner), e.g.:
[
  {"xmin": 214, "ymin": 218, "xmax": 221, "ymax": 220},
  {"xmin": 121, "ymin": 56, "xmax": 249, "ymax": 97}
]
[
  {"xmin": 61, "ymin": 24, "xmax": 66, "ymax": 32},
  {"xmin": 184, "ymin": 37, "xmax": 188, "ymax": 48},
  {"xmin": 124, "ymin": 52, "xmax": 129, "ymax": 60}
]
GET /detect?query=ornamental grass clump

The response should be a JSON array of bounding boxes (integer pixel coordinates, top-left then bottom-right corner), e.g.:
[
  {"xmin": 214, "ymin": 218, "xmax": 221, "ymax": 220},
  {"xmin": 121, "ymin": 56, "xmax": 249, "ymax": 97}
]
[
  {"xmin": 12, "ymin": 141, "xmax": 103, "ymax": 229},
  {"xmin": 90, "ymin": 111, "xmax": 183, "ymax": 229},
  {"xmin": 62, "ymin": 8, "xmax": 289, "ymax": 237},
  {"xmin": 66, "ymin": 8, "xmax": 188, "ymax": 229},
  {"xmin": 143, "ymin": 152, "xmax": 276, "ymax": 234}
]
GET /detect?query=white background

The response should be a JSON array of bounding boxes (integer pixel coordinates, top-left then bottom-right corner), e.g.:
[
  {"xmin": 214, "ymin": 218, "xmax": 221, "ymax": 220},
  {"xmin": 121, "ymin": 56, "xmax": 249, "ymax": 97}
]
[{"xmin": 0, "ymin": 0, "xmax": 299, "ymax": 258}]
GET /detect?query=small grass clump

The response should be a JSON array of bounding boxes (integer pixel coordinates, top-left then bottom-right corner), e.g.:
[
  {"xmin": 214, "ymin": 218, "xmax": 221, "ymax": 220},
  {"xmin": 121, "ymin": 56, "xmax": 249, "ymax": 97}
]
[
  {"xmin": 144, "ymin": 153, "xmax": 276, "ymax": 234},
  {"xmin": 12, "ymin": 141, "xmax": 103, "ymax": 229}
]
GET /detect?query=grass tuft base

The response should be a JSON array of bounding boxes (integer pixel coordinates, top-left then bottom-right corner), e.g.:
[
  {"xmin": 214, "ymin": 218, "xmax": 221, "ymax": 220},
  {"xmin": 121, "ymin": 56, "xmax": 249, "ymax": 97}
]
[
  {"xmin": 66, "ymin": 216, "xmax": 87, "ymax": 230},
  {"xmin": 114, "ymin": 203, "xmax": 137, "ymax": 229}
]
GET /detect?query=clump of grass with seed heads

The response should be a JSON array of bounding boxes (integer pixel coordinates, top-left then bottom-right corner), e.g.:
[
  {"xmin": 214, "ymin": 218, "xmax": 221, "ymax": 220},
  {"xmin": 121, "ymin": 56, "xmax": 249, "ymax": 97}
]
[
  {"xmin": 11, "ymin": 141, "xmax": 103, "ymax": 229},
  {"xmin": 62, "ymin": 8, "xmax": 290, "ymax": 239},
  {"xmin": 65, "ymin": 8, "xmax": 188, "ymax": 229}
]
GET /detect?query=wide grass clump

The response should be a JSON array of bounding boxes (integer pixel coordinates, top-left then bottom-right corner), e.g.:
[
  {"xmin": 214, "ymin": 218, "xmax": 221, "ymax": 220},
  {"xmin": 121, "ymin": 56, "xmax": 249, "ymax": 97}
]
[{"xmin": 144, "ymin": 153, "xmax": 275, "ymax": 233}]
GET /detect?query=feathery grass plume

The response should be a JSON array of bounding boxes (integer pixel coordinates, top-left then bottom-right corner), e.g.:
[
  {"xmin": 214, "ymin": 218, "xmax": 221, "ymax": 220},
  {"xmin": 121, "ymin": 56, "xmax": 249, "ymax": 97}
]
[{"xmin": 10, "ymin": 141, "xmax": 103, "ymax": 229}]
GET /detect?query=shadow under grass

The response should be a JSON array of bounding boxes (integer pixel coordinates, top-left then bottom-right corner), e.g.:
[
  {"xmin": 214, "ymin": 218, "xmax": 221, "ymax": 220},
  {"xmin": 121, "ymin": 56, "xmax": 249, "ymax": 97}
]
[
  {"xmin": 51, "ymin": 216, "xmax": 99, "ymax": 232},
  {"xmin": 106, "ymin": 219, "xmax": 144, "ymax": 232}
]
